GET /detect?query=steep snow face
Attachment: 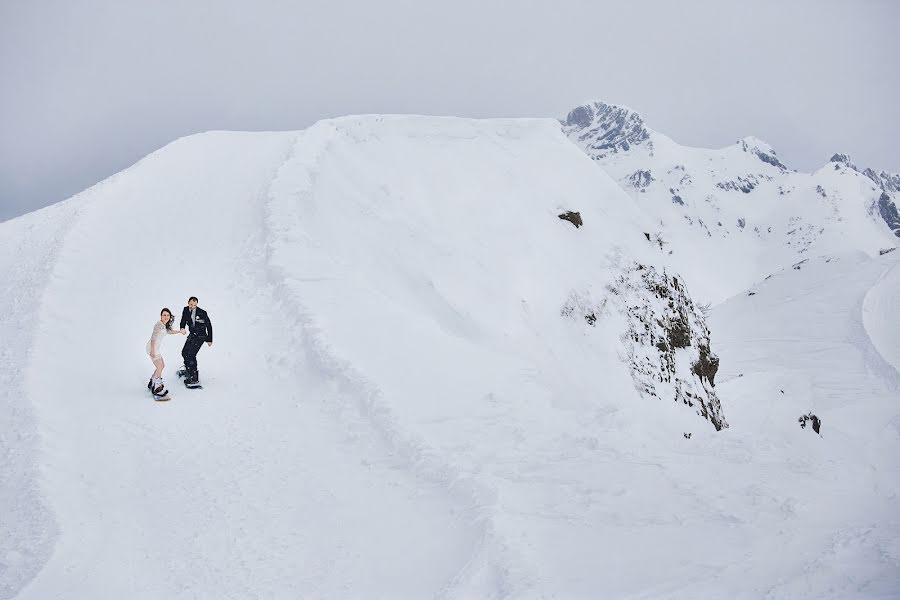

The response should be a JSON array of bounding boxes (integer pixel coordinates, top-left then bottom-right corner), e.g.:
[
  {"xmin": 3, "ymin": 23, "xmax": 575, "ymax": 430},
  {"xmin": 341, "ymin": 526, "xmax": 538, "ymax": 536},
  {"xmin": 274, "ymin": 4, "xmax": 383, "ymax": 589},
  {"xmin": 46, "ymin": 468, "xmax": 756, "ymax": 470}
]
[
  {"xmin": 263, "ymin": 116, "xmax": 726, "ymax": 441},
  {"xmin": 563, "ymin": 102, "xmax": 900, "ymax": 303}
]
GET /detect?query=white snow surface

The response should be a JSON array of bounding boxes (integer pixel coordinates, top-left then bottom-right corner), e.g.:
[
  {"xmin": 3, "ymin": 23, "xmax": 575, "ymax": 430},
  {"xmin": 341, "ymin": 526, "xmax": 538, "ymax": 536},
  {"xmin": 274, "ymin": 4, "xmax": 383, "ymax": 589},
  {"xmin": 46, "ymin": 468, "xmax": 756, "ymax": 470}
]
[{"xmin": 1, "ymin": 115, "xmax": 899, "ymax": 598}]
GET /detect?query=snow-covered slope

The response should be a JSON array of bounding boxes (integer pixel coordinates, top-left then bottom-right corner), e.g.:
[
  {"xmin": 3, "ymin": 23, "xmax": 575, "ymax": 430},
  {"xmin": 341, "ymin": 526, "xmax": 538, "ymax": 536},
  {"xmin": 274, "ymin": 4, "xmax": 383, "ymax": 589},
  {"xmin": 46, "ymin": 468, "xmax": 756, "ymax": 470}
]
[
  {"xmin": 1, "ymin": 114, "xmax": 898, "ymax": 598},
  {"xmin": 563, "ymin": 101, "xmax": 900, "ymax": 304},
  {"xmin": 708, "ymin": 250, "xmax": 900, "ymax": 598}
]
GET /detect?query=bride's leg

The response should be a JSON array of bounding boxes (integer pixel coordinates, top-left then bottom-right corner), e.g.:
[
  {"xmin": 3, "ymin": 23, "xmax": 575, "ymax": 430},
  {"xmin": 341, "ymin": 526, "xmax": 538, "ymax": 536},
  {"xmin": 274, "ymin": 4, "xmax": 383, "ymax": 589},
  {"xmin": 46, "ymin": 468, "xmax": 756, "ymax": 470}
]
[{"xmin": 153, "ymin": 357, "xmax": 164, "ymax": 379}]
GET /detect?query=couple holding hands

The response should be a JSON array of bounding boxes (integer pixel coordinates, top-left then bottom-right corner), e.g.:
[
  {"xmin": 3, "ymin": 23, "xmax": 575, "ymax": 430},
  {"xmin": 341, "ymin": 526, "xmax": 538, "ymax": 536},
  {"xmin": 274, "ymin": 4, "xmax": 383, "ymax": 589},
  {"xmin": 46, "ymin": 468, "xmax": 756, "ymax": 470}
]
[{"xmin": 146, "ymin": 296, "xmax": 212, "ymax": 399}]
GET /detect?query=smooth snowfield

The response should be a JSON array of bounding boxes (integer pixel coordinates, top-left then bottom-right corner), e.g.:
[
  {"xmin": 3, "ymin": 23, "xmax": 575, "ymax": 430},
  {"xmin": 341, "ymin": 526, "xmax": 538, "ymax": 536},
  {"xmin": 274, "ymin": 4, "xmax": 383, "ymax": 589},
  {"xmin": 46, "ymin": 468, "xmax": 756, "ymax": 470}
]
[{"xmin": 1, "ymin": 116, "xmax": 899, "ymax": 598}]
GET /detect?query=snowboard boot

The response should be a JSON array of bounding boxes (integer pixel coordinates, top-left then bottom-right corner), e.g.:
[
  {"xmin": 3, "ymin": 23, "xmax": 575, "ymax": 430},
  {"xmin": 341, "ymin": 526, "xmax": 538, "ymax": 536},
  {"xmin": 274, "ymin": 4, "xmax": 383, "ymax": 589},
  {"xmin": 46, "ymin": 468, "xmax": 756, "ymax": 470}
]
[
  {"xmin": 184, "ymin": 370, "xmax": 201, "ymax": 388},
  {"xmin": 176, "ymin": 367, "xmax": 186, "ymax": 379},
  {"xmin": 151, "ymin": 377, "xmax": 168, "ymax": 397}
]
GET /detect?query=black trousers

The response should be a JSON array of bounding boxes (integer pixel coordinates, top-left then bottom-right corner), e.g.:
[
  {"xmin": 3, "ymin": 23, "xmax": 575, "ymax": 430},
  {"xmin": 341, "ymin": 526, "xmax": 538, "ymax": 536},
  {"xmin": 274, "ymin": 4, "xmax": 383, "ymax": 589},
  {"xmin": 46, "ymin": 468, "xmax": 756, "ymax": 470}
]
[{"xmin": 182, "ymin": 335, "xmax": 205, "ymax": 379}]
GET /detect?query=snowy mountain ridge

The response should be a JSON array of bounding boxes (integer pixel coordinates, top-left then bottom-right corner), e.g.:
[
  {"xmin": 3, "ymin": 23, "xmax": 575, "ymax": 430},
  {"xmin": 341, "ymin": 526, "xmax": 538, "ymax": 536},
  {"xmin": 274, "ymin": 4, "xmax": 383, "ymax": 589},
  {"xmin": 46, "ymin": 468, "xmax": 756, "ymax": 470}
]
[{"xmin": 562, "ymin": 100, "xmax": 900, "ymax": 304}]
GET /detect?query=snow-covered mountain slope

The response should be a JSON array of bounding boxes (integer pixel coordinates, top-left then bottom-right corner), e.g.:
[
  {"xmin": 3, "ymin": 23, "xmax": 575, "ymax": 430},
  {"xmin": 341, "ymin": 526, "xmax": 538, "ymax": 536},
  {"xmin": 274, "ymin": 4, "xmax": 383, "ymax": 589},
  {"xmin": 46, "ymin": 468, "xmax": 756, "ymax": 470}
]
[
  {"xmin": 563, "ymin": 101, "xmax": 900, "ymax": 304},
  {"xmin": 1, "ymin": 116, "xmax": 724, "ymax": 599},
  {"xmin": 707, "ymin": 250, "xmax": 900, "ymax": 598},
  {"xmin": 1, "ymin": 114, "xmax": 898, "ymax": 598}
]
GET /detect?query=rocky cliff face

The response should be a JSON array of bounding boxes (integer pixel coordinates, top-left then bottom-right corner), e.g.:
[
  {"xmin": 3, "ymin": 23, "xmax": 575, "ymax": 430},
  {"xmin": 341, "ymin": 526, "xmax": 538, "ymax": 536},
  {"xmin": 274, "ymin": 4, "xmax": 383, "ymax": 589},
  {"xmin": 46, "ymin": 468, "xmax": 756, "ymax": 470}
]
[
  {"xmin": 609, "ymin": 262, "xmax": 726, "ymax": 431},
  {"xmin": 562, "ymin": 102, "xmax": 652, "ymax": 158},
  {"xmin": 560, "ymin": 258, "xmax": 727, "ymax": 432}
]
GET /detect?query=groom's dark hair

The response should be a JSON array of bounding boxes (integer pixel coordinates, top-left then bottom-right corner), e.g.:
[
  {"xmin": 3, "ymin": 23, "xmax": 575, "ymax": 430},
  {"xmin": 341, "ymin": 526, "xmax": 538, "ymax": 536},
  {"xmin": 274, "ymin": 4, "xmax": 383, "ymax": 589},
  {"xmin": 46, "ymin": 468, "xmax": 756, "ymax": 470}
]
[{"xmin": 188, "ymin": 296, "xmax": 199, "ymax": 303}]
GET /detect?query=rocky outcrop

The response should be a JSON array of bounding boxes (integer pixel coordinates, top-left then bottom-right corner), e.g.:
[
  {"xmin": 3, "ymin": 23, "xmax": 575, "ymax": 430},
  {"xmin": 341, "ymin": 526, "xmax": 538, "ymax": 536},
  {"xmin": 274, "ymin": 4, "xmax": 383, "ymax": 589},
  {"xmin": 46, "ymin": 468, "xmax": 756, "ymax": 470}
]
[
  {"xmin": 864, "ymin": 168, "xmax": 900, "ymax": 194},
  {"xmin": 627, "ymin": 169, "xmax": 653, "ymax": 191},
  {"xmin": 830, "ymin": 153, "xmax": 857, "ymax": 170},
  {"xmin": 558, "ymin": 211, "xmax": 583, "ymax": 228},
  {"xmin": 877, "ymin": 192, "xmax": 900, "ymax": 238},
  {"xmin": 739, "ymin": 138, "xmax": 787, "ymax": 171},
  {"xmin": 799, "ymin": 413, "xmax": 821, "ymax": 435},
  {"xmin": 605, "ymin": 263, "xmax": 728, "ymax": 431},
  {"xmin": 717, "ymin": 175, "xmax": 760, "ymax": 194},
  {"xmin": 561, "ymin": 102, "xmax": 652, "ymax": 158}
]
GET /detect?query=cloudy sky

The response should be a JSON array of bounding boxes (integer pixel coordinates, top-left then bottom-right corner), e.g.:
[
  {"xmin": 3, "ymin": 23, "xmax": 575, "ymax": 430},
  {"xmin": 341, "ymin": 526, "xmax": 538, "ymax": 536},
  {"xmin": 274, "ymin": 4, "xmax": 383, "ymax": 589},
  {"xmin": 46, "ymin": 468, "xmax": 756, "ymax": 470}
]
[{"xmin": 1, "ymin": 0, "xmax": 897, "ymax": 221}]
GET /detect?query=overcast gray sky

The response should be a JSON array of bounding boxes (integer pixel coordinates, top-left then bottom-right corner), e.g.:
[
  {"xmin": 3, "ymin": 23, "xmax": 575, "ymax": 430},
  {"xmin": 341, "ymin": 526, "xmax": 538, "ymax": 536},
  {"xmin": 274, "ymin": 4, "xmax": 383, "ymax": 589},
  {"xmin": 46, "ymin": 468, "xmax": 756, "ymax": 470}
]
[{"xmin": 1, "ymin": 0, "xmax": 897, "ymax": 221}]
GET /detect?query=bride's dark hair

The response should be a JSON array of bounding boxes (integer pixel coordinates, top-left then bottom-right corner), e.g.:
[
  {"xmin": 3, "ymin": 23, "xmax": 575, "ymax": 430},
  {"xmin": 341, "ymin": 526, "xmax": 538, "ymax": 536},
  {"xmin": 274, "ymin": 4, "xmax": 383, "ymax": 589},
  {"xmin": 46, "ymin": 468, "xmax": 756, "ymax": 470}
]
[{"xmin": 160, "ymin": 308, "xmax": 174, "ymax": 331}]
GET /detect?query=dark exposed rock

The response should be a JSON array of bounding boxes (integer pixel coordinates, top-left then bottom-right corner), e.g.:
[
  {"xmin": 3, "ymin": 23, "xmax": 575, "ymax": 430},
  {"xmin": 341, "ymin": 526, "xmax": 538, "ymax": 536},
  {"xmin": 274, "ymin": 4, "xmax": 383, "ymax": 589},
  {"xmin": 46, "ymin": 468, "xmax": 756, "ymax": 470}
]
[
  {"xmin": 739, "ymin": 138, "xmax": 787, "ymax": 170},
  {"xmin": 717, "ymin": 175, "xmax": 759, "ymax": 194},
  {"xmin": 564, "ymin": 105, "xmax": 594, "ymax": 129},
  {"xmin": 864, "ymin": 168, "xmax": 900, "ymax": 194},
  {"xmin": 876, "ymin": 192, "xmax": 900, "ymax": 238},
  {"xmin": 692, "ymin": 345, "xmax": 719, "ymax": 386},
  {"xmin": 558, "ymin": 211, "xmax": 583, "ymax": 228},
  {"xmin": 829, "ymin": 153, "xmax": 857, "ymax": 170},
  {"xmin": 799, "ymin": 413, "xmax": 821, "ymax": 435},
  {"xmin": 628, "ymin": 169, "xmax": 653, "ymax": 191},
  {"xmin": 880, "ymin": 247, "xmax": 897, "ymax": 256}
]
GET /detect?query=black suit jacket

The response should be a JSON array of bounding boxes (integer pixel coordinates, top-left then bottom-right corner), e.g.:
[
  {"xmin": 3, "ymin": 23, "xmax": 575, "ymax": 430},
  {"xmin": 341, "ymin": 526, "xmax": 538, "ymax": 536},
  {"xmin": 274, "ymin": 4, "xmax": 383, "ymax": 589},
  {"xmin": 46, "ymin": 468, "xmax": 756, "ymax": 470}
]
[{"xmin": 181, "ymin": 306, "xmax": 213, "ymax": 342}]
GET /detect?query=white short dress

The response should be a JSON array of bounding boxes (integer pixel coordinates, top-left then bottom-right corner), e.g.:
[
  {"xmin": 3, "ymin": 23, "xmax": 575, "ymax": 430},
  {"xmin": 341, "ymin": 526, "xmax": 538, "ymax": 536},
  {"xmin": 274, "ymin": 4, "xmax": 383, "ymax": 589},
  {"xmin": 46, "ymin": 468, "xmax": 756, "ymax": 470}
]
[{"xmin": 147, "ymin": 320, "xmax": 168, "ymax": 360}]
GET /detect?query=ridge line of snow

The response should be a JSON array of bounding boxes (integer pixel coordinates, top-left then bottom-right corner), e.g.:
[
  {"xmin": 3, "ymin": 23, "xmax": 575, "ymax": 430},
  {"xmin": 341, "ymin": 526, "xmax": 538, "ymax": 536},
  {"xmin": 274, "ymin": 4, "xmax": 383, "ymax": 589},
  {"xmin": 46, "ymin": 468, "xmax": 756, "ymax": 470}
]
[
  {"xmin": 861, "ymin": 256, "xmax": 900, "ymax": 381},
  {"xmin": 260, "ymin": 121, "xmax": 528, "ymax": 598}
]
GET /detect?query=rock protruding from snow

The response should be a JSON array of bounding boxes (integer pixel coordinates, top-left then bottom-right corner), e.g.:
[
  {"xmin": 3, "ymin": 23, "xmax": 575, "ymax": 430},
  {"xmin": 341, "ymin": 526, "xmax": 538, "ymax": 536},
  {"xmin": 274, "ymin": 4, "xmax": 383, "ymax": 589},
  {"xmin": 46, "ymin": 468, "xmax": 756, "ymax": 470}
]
[
  {"xmin": 627, "ymin": 169, "xmax": 653, "ymax": 192},
  {"xmin": 607, "ymin": 262, "xmax": 727, "ymax": 431},
  {"xmin": 558, "ymin": 211, "xmax": 583, "ymax": 228},
  {"xmin": 877, "ymin": 192, "xmax": 900, "ymax": 238},
  {"xmin": 863, "ymin": 168, "xmax": 900, "ymax": 194},
  {"xmin": 561, "ymin": 101, "xmax": 652, "ymax": 158},
  {"xmin": 738, "ymin": 137, "xmax": 787, "ymax": 171},
  {"xmin": 799, "ymin": 413, "xmax": 822, "ymax": 435},
  {"xmin": 830, "ymin": 153, "xmax": 857, "ymax": 170}
]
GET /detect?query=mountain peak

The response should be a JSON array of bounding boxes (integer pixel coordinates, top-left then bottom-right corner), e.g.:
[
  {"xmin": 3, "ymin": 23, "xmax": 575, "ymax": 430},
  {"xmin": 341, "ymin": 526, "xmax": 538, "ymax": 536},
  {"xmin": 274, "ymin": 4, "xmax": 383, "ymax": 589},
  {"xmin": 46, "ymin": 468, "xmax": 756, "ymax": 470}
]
[
  {"xmin": 737, "ymin": 136, "xmax": 787, "ymax": 170},
  {"xmin": 829, "ymin": 153, "xmax": 857, "ymax": 170},
  {"xmin": 561, "ymin": 101, "xmax": 652, "ymax": 158}
]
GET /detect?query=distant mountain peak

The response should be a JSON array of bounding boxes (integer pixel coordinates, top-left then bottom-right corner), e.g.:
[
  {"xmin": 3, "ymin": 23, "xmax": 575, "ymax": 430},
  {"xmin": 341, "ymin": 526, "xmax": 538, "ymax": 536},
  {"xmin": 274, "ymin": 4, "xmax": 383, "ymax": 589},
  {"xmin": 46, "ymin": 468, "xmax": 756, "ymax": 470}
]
[
  {"xmin": 561, "ymin": 101, "xmax": 652, "ymax": 158},
  {"xmin": 830, "ymin": 153, "xmax": 858, "ymax": 171},
  {"xmin": 737, "ymin": 136, "xmax": 787, "ymax": 170}
]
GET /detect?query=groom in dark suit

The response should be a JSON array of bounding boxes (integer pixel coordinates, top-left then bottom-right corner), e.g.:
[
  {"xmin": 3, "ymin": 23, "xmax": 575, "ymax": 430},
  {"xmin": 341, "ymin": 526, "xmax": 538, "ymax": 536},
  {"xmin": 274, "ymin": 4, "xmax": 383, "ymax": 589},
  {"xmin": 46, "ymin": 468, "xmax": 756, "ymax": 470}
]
[{"xmin": 179, "ymin": 296, "xmax": 213, "ymax": 388}]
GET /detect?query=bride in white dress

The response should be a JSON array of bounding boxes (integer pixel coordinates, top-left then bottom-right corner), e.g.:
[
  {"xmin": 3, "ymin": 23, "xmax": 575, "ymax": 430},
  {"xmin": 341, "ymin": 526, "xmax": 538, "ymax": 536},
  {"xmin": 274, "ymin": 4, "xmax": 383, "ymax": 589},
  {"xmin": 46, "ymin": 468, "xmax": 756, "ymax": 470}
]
[{"xmin": 147, "ymin": 307, "xmax": 185, "ymax": 396}]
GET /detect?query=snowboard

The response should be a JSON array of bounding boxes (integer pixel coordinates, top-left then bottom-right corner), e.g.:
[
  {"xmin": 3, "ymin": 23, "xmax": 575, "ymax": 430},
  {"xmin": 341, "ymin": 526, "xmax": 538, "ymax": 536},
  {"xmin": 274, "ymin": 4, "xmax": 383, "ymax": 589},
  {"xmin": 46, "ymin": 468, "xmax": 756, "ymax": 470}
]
[{"xmin": 149, "ymin": 389, "xmax": 171, "ymax": 402}]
